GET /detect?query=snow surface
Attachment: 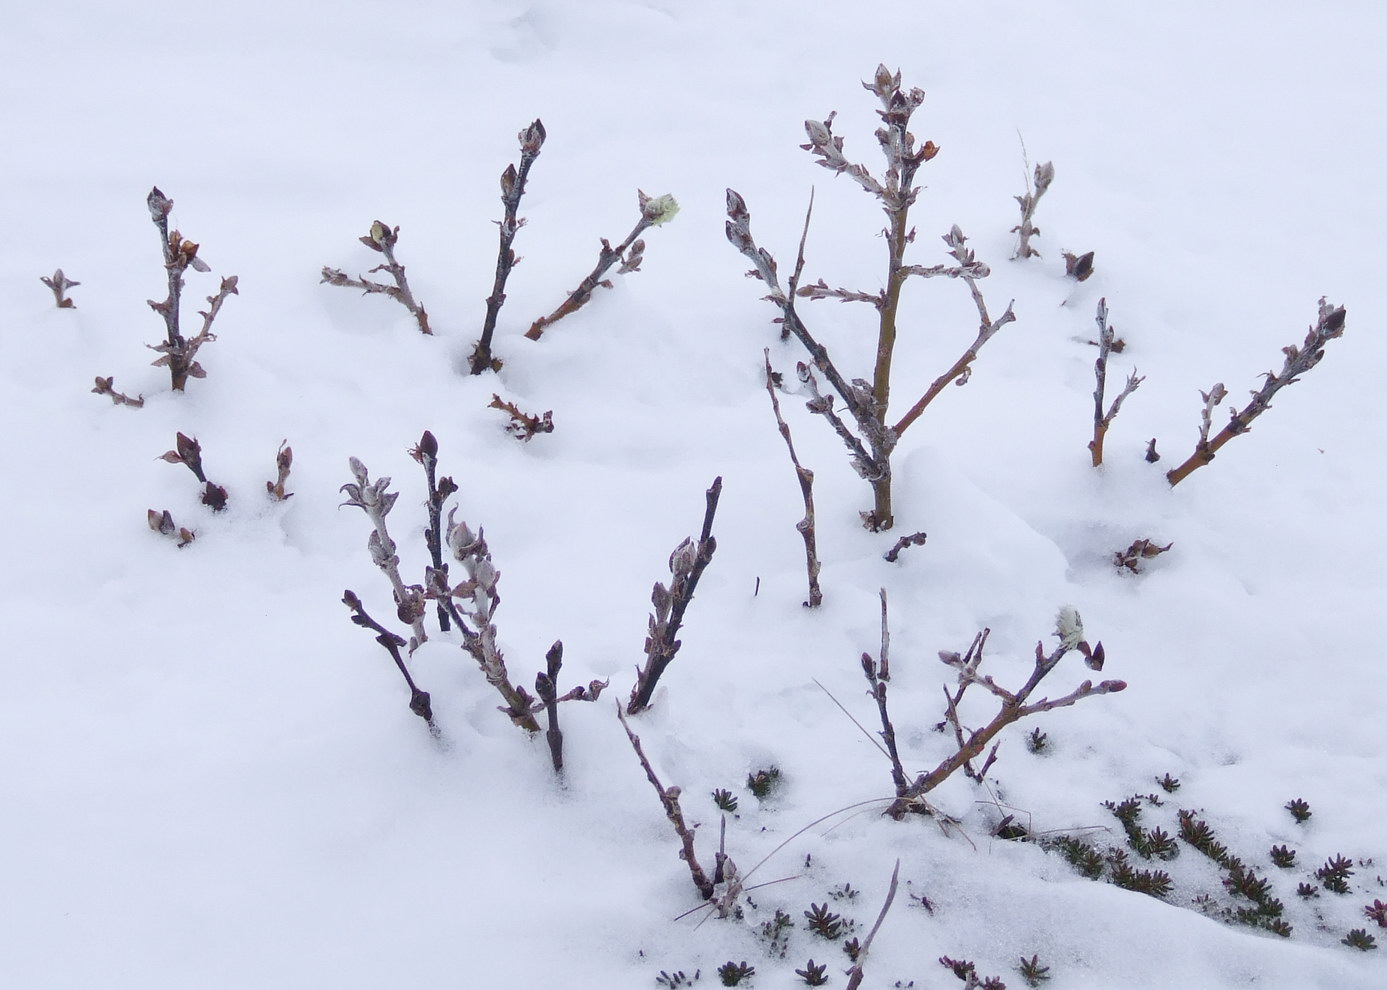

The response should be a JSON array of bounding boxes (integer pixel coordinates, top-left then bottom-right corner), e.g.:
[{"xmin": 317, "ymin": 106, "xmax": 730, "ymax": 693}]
[{"xmin": 2, "ymin": 2, "xmax": 1384, "ymax": 987}]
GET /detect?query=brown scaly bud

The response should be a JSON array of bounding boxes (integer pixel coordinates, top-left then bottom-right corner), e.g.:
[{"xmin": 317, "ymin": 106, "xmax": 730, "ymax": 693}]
[
  {"xmin": 147, "ymin": 187, "xmax": 173, "ymax": 221},
  {"xmin": 519, "ymin": 118, "xmax": 546, "ymax": 154}
]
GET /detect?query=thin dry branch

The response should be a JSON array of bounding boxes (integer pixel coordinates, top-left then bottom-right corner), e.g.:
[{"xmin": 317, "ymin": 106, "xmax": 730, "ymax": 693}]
[
  {"xmin": 471, "ymin": 118, "xmax": 546, "ymax": 373},
  {"xmin": 845, "ymin": 860, "xmax": 901, "ymax": 990},
  {"xmin": 883, "ymin": 531, "xmax": 927, "ymax": 563},
  {"xmin": 617, "ymin": 703, "xmax": 727, "ymax": 909},
  {"xmin": 321, "ymin": 220, "xmax": 432, "ymax": 335},
  {"xmin": 1166, "ymin": 298, "xmax": 1346, "ymax": 486},
  {"xmin": 1089, "ymin": 298, "xmax": 1144, "ymax": 467},
  {"xmin": 524, "ymin": 190, "xmax": 678, "ymax": 340},
  {"xmin": 627, "ymin": 477, "xmax": 722, "ymax": 714},
  {"xmin": 764, "ymin": 351, "xmax": 822, "ymax": 607}
]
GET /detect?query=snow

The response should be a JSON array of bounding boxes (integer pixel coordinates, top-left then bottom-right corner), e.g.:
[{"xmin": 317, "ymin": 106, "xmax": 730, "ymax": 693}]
[{"xmin": 2, "ymin": 2, "xmax": 1384, "ymax": 987}]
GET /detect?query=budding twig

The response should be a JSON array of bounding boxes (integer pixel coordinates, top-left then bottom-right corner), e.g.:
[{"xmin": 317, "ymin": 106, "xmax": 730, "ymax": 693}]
[
  {"xmin": 144, "ymin": 187, "xmax": 237, "ymax": 390},
  {"xmin": 525, "ymin": 190, "xmax": 678, "ymax": 340},
  {"xmin": 488, "ymin": 394, "xmax": 554, "ymax": 441},
  {"xmin": 321, "ymin": 221, "xmax": 432, "ymax": 335},
  {"xmin": 342, "ymin": 589, "xmax": 438, "ymax": 735},
  {"xmin": 1011, "ymin": 158, "xmax": 1054, "ymax": 260},
  {"xmin": 885, "ymin": 608, "xmax": 1124, "ymax": 819},
  {"xmin": 266, "ymin": 441, "xmax": 293, "ymax": 500},
  {"xmin": 627, "ymin": 477, "xmax": 722, "ymax": 714},
  {"xmin": 1166, "ymin": 298, "xmax": 1347, "ymax": 486},
  {"xmin": 158, "ymin": 432, "xmax": 229, "ymax": 512},
  {"xmin": 92, "ymin": 376, "xmax": 144, "ymax": 408},
  {"xmin": 471, "ymin": 119, "xmax": 546, "ymax": 373},
  {"xmin": 40, "ymin": 268, "xmax": 79, "ymax": 308},
  {"xmin": 340, "ymin": 457, "xmax": 429, "ymax": 650},
  {"xmin": 409, "ymin": 431, "xmax": 457, "ymax": 632},
  {"xmin": 1089, "ymin": 298, "xmax": 1144, "ymax": 467}
]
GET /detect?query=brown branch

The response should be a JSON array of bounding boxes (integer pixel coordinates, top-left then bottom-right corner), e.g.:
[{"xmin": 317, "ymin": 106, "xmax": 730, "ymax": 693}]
[
  {"xmin": 764, "ymin": 351, "xmax": 822, "ymax": 607},
  {"xmin": 1166, "ymin": 298, "xmax": 1346, "ymax": 486},
  {"xmin": 488, "ymin": 394, "xmax": 554, "ymax": 441},
  {"xmin": 471, "ymin": 119, "xmax": 545, "ymax": 373},
  {"xmin": 627, "ymin": 477, "xmax": 722, "ymax": 714},
  {"xmin": 409, "ymin": 431, "xmax": 457, "ymax": 631},
  {"xmin": 886, "ymin": 612, "xmax": 1125, "ymax": 819},
  {"xmin": 1089, "ymin": 298, "xmax": 1144, "ymax": 466},
  {"xmin": 616, "ymin": 703, "xmax": 718, "ymax": 903},
  {"xmin": 342, "ymin": 589, "xmax": 438, "ymax": 734},
  {"xmin": 321, "ymin": 220, "xmax": 431, "ymax": 335},
  {"xmin": 891, "ymin": 231, "xmax": 1016, "ymax": 437},
  {"xmin": 525, "ymin": 190, "xmax": 677, "ymax": 340},
  {"xmin": 92, "ymin": 376, "xmax": 144, "ymax": 408},
  {"xmin": 266, "ymin": 440, "xmax": 293, "ymax": 501},
  {"xmin": 883, "ymin": 531, "xmax": 927, "ymax": 563}
]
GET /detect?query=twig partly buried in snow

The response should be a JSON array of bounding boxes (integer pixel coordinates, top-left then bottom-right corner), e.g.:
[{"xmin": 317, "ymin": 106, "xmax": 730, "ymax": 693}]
[
  {"xmin": 340, "ymin": 457, "xmax": 429, "ymax": 650},
  {"xmin": 322, "ymin": 221, "xmax": 432, "ymax": 335},
  {"xmin": 471, "ymin": 119, "xmax": 546, "ymax": 373},
  {"xmin": 764, "ymin": 350, "xmax": 822, "ymax": 607},
  {"xmin": 627, "ymin": 476, "xmax": 723, "ymax": 714},
  {"xmin": 488, "ymin": 394, "xmax": 554, "ymax": 441},
  {"xmin": 92, "ymin": 376, "xmax": 144, "ymax": 408},
  {"xmin": 410, "ymin": 431, "xmax": 457, "ymax": 631},
  {"xmin": 885, "ymin": 607, "xmax": 1124, "ymax": 819},
  {"xmin": 525, "ymin": 189, "xmax": 678, "ymax": 340},
  {"xmin": 145, "ymin": 187, "xmax": 238, "ymax": 390},
  {"xmin": 158, "ymin": 432, "xmax": 229, "ymax": 512},
  {"xmin": 266, "ymin": 441, "xmax": 293, "ymax": 501},
  {"xmin": 844, "ymin": 859, "xmax": 901, "ymax": 990},
  {"xmin": 342, "ymin": 589, "xmax": 437, "ymax": 735},
  {"xmin": 147, "ymin": 508, "xmax": 195, "ymax": 547},
  {"xmin": 1011, "ymin": 157, "xmax": 1054, "ymax": 261},
  {"xmin": 40, "ymin": 268, "xmax": 79, "ymax": 308},
  {"xmin": 883, "ymin": 531, "xmax": 927, "ymax": 563},
  {"xmin": 1089, "ymin": 298, "xmax": 1144, "ymax": 467},
  {"xmin": 1165, "ymin": 297, "xmax": 1346, "ymax": 486}
]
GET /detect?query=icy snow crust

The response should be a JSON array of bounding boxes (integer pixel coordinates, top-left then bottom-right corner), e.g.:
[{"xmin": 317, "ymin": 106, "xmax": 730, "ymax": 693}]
[{"xmin": 2, "ymin": 2, "xmax": 1383, "ymax": 987}]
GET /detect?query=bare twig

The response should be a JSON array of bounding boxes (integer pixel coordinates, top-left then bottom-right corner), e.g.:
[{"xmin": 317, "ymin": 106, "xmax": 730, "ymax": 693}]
[
  {"xmin": 862, "ymin": 651, "xmax": 909, "ymax": 796},
  {"xmin": 471, "ymin": 119, "xmax": 546, "ymax": 373},
  {"xmin": 1011, "ymin": 159, "xmax": 1054, "ymax": 260},
  {"xmin": 321, "ymin": 220, "xmax": 432, "ymax": 335},
  {"xmin": 488, "ymin": 394, "xmax": 554, "ymax": 441},
  {"xmin": 1089, "ymin": 298, "xmax": 1144, "ymax": 467},
  {"xmin": 158, "ymin": 432, "xmax": 228, "ymax": 511},
  {"xmin": 627, "ymin": 477, "xmax": 722, "ymax": 714},
  {"xmin": 883, "ymin": 531, "xmax": 927, "ymax": 563},
  {"xmin": 40, "ymin": 268, "xmax": 79, "ymax": 308},
  {"xmin": 764, "ymin": 350, "xmax": 822, "ymax": 607},
  {"xmin": 266, "ymin": 440, "xmax": 293, "ymax": 501},
  {"xmin": 92, "ymin": 376, "xmax": 144, "ymax": 408},
  {"xmin": 343, "ymin": 589, "xmax": 438, "ymax": 735},
  {"xmin": 525, "ymin": 190, "xmax": 678, "ymax": 340},
  {"xmin": 845, "ymin": 860, "xmax": 901, "ymax": 990},
  {"xmin": 617, "ymin": 703, "xmax": 742, "ymax": 914},
  {"xmin": 1166, "ymin": 298, "xmax": 1346, "ymax": 486},
  {"xmin": 340, "ymin": 457, "xmax": 429, "ymax": 650},
  {"xmin": 886, "ymin": 609, "xmax": 1125, "ymax": 819},
  {"xmin": 410, "ymin": 431, "xmax": 457, "ymax": 631}
]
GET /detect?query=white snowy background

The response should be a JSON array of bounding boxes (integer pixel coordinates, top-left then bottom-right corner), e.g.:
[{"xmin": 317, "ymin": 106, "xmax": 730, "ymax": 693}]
[{"xmin": 2, "ymin": 2, "xmax": 1384, "ymax": 987}]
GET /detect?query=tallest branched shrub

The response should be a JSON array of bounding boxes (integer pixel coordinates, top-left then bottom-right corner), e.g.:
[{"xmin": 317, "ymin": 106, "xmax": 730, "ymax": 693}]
[{"xmin": 727, "ymin": 65, "xmax": 1015, "ymax": 530}]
